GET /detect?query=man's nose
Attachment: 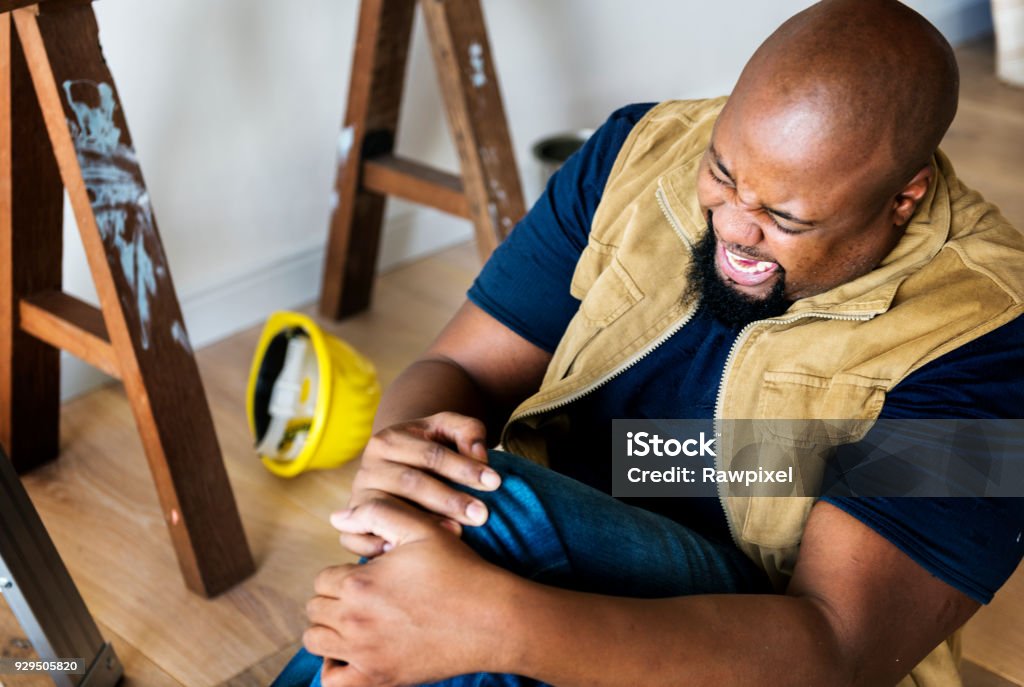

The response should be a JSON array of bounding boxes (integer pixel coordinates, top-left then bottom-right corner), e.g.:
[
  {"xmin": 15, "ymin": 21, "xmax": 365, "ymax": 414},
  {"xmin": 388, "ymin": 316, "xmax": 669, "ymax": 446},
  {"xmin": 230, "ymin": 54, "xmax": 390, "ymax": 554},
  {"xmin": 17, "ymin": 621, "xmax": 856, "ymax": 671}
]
[{"xmin": 712, "ymin": 205, "xmax": 764, "ymax": 247}]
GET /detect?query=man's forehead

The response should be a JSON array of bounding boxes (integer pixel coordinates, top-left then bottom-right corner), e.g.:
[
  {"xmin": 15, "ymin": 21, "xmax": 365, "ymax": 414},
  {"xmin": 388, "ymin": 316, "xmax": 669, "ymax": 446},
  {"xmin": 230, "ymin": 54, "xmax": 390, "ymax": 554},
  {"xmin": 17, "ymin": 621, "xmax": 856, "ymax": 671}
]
[
  {"xmin": 717, "ymin": 90, "xmax": 879, "ymax": 168},
  {"xmin": 707, "ymin": 103, "xmax": 892, "ymax": 220},
  {"xmin": 724, "ymin": 0, "xmax": 957, "ymax": 194}
]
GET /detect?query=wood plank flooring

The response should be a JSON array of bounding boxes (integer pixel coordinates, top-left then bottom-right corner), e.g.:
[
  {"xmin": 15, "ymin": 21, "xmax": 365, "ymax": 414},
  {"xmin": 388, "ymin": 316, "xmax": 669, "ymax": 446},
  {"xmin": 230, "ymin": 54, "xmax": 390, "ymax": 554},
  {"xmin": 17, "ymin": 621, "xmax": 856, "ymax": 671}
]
[
  {"xmin": 0, "ymin": 243, "xmax": 483, "ymax": 687},
  {"xmin": 1, "ymin": 38, "xmax": 1022, "ymax": 687}
]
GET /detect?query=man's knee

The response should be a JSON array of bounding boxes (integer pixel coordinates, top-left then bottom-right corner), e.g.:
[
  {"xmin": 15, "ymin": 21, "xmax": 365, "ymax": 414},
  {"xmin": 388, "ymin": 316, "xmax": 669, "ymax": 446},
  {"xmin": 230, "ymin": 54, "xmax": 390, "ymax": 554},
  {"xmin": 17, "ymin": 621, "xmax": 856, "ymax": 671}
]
[
  {"xmin": 450, "ymin": 450, "xmax": 571, "ymax": 580},
  {"xmin": 453, "ymin": 450, "xmax": 550, "ymax": 511}
]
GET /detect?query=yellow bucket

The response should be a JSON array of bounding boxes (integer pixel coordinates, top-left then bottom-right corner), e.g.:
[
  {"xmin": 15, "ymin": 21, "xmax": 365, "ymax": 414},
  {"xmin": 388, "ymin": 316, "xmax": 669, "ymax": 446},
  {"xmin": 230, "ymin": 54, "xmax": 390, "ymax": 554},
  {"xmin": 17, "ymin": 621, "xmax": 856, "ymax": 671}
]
[{"xmin": 246, "ymin": 311, "xmax": 380, "ymax": 477}]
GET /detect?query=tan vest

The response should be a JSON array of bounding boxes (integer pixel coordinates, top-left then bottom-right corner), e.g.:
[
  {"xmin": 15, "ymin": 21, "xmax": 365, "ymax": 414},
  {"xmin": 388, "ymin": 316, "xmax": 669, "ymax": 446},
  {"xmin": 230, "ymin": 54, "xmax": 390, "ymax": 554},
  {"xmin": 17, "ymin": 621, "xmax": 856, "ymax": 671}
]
[{"xmin": 501, "ymin": 99, "xmax": 1024, "ymax": 686}]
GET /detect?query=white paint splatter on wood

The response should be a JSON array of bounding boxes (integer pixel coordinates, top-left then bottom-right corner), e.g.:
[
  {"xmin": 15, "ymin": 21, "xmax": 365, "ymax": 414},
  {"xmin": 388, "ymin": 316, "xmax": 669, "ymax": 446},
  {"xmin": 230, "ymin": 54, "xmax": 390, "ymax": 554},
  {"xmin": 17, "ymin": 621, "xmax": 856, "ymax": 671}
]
[
  {"xmin": 489, "ymin": 177, "xmax": 508, "ymax": 202},
  {"xmin": 487, "ymin": 201, "xmax": 500, "ymax": 233},
  {"xmin": 171, "ymin": 320, "xmax": 192, "ymax": 354},
  {"xmin": 337, "ymin": 126, "xmax": 355, "ymax": 164},
  {"xmin": 469, "ymin": 42, "xmax": 487, "ymax": 88},
  {"xmin": 64, "ymin": 80, "xmax": 164, "ymax": 350}
]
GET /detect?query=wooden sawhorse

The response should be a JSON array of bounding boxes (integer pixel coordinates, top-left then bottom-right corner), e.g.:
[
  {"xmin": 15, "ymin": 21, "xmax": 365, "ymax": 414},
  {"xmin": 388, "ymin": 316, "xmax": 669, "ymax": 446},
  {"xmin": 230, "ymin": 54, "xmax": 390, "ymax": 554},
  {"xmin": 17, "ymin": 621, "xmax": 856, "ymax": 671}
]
[
  {"xmin": 1, "ymin": 445, "xmax": 122, "ymax": 687},
  {"xmin": 0, "ymin": 0, "xmax": 254, "ymax": 597},
  {"xmin": 319, "ymin": 0, "xmax": 526, "ymax": 320}
]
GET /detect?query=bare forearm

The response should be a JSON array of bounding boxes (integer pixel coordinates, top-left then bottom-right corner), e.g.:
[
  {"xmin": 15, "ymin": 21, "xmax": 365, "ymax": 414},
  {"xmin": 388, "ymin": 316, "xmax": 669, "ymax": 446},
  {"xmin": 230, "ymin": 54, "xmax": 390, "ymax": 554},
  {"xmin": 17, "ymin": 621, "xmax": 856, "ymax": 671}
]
[
  {"xmin": 373, "ymin": 357, "xmax": 494, "ymax": 435},
  {"xmin": 371, "ymin": 301, "xmax": 550, "ymax": 438},
  {"xmin": 492, "ymin": 581, "xmax": 867, "ymax": 687},
  {"xmin": 345, "ymin": 302, "xmax": 551, "ymax": 546},
  {"xmin": 327, "ymin": 479, "xmax": 976, "ymax": 686},
  {"xmin": 461, "ymin": 497, "xmax": 977, "ymax": 687}
]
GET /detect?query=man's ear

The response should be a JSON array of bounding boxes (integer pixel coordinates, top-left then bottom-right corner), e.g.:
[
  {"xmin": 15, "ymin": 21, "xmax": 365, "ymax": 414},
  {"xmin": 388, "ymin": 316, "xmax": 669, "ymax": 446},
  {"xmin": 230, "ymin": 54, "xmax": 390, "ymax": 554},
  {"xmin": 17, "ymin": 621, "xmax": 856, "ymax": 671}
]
[{"xmin": 892, "ymin": 164, "xmax": 934, "ymax": 227}]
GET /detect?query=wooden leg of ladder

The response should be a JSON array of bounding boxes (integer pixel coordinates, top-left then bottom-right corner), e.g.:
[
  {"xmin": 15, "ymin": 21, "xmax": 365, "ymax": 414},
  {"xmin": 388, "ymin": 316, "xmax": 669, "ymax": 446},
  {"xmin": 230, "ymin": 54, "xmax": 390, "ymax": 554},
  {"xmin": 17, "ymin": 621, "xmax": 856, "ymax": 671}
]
[
  {"xmin": 319, "ymin": 0, "xmax": 416, "ymax": 320},
  {"xmin": 420, "ymin": 0, "xmax": 526, "ymax": 261},
  {"xmin": 0, "ymin": 446, "xmax": 123, "ymax": 687},
  {"xmin": 12, "ymin": 3, "xmax": 254, "ymax": 597},
  {"xmin": 0, "ymin": 13, "xmax": 63, "ymax": 473}
]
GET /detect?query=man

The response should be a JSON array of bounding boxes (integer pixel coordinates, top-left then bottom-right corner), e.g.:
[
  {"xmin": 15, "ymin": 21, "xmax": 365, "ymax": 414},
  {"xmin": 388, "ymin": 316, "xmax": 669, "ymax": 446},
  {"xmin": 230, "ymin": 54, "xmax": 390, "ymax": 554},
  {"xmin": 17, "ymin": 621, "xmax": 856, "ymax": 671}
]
[{"xmin": 276, "ymin": 0, "xmax": 1024, "ymax": 685}]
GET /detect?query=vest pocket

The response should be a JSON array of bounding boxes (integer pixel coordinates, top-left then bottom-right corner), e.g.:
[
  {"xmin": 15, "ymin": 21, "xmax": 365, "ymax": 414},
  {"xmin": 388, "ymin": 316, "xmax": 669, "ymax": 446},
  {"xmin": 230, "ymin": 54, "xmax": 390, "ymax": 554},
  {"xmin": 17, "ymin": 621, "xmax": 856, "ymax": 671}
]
[
  {"xmin": 577, "ymin": 255, "xmax": 644, "ymax": 328},
  {"xmin": 757, "ymin": 371, "xmax": 886, "ymax": 442},
  {"xmin": 731, "ymin": 372, "xmax": 887, "ymax": 551},
  {"xmin": 548, "ymin": 255, "xmax": 645, "ymax": 382}
]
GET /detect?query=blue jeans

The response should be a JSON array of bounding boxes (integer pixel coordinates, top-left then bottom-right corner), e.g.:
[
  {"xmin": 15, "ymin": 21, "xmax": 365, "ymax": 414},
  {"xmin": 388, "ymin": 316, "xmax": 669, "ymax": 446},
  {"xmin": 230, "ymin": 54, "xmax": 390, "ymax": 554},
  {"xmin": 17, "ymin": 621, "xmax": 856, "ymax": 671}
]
[{"xmin": 271, "ymin": 450, "xmax": 770, "ymax": 687}]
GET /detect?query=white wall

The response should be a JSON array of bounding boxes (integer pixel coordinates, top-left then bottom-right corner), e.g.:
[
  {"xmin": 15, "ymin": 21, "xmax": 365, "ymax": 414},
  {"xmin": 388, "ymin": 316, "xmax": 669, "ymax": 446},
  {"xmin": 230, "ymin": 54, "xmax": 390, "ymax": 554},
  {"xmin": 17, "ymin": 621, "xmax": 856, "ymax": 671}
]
[{"xmin": 61, "ymin": 0, "xmax": 993, "ymax": 398}]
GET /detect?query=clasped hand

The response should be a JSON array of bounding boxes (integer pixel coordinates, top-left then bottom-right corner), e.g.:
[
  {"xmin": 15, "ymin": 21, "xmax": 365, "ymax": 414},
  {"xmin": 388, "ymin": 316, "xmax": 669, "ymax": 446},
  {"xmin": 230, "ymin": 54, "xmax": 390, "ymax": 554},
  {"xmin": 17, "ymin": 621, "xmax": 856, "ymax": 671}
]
[
  {"xmin": 340, "ymin": 412, "xmax": 502, "ymax": 558},
  {"xmin": 304, "ymin": 413, "xmax": 508, "ymax": 686}
]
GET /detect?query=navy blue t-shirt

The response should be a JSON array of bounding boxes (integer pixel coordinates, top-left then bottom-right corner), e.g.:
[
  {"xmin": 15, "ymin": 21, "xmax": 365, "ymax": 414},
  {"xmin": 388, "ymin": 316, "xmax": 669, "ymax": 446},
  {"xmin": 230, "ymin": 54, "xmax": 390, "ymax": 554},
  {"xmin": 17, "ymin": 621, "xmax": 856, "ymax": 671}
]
[{"xmin": 469, "ymin": 103, "xmax": 1024, "ymax": 604}]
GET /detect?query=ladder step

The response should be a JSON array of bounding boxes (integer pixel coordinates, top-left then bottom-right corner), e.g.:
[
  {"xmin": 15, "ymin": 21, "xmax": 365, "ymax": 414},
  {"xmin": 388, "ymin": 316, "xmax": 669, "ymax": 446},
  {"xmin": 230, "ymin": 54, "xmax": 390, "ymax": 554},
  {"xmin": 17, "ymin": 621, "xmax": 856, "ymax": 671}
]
[
  {"xmin": 0, "ymin": 1, "xmax": 42, "ymax": 13},
  {"xmin": 19, "ymin": 291, "xmax": 121, "ymax": 380},
  {"xmin": 362, "ymin": 154, "xmax": 471, "ymax": 219}
]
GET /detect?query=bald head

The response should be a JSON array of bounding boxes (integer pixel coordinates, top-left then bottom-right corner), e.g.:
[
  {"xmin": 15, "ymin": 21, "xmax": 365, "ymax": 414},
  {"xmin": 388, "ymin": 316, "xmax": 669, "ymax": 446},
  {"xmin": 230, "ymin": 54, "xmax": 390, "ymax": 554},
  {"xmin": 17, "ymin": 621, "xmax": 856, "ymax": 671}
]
[
  {"xmin": 728, "ymin": 0, "xmax": 959, "ymax": 194},
  {"xmin": 695, "ymin": 1, "xmax": 962, "ymax": 308}
]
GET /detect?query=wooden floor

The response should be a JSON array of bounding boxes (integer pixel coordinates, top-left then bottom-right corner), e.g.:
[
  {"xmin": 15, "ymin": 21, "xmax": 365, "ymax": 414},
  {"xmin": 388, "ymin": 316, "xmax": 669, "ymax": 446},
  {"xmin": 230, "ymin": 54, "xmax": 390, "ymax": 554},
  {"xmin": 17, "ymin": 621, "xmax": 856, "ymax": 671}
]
[
  {"xmin": 2, "ymin": 38, "xmax": 1023, "ymax": 687},
  {"xmin": 0, "ymin": 241, "xmax": 484, "ymax": 687}
]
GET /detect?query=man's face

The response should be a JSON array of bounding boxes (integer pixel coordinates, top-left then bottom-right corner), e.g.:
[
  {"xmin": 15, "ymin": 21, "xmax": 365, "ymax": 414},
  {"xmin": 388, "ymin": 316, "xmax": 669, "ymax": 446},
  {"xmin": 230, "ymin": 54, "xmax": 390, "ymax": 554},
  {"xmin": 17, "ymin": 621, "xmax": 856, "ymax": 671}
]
[{"xmin": 695, "ymin": 101, "xmax": 906, "ymax": 303}]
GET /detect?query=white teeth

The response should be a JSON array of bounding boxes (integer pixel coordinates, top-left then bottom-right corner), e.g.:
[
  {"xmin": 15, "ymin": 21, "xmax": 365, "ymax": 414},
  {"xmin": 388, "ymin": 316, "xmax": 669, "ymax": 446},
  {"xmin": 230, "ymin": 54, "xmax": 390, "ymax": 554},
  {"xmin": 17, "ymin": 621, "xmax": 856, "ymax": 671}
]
[{"xmin": 725, "ymin": 249, "xmax": 776, "ymax": 274}]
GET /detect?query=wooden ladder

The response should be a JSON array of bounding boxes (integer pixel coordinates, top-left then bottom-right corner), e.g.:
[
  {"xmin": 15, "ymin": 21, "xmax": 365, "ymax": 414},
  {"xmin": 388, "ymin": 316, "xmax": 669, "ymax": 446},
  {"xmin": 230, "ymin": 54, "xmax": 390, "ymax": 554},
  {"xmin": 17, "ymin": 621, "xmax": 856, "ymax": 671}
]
[
  {"xmin": 0, "ymin": 444, "xmax": 122, "ymax": 686},
  {"xmin": 0, "ymin": 0, "xmax": 254, "ymax": 597},
  {"xmin": 319, "ymin": 0, "xmax": 526, "ymax": 319}
]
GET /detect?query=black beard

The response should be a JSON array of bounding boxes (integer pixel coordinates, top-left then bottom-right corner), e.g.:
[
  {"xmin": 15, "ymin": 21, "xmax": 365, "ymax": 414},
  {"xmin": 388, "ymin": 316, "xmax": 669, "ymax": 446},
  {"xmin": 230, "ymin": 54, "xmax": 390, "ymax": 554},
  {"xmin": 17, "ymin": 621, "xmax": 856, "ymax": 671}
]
[{"xmin": 686, "ymin": 217, "xmax": 791, "ymax": 327}]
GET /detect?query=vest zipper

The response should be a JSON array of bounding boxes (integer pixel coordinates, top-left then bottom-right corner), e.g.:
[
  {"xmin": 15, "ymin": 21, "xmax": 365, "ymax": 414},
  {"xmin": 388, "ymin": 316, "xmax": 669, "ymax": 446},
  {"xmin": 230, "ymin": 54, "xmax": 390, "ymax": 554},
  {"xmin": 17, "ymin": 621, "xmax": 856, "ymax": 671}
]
[
  {"xmin": 509, "ymin": 303, "xmax": 700, "ymax": 420},
  {"xmin": 511, "ymin": 184, "xmax": 878, "ymax": 548},
  {"xmin": 655, "ymin": 184, "xmax": 694, "ymax": 248},
  {"xmin": 507, "ymin": 187, "xmax": 699, "ymax": 422},
  {"xmin": 712, "ymin": 310, "xmax": 878, "ymax": 547}
]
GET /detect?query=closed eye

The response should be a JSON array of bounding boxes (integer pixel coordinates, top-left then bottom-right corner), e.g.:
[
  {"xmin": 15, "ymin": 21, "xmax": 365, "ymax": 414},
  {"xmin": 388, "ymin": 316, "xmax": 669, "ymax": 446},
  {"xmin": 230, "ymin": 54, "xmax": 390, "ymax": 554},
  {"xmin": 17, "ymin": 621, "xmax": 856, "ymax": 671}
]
[
  {"xmin": 707, "ymin": 159, "xmax": 811, "ymax": 235},
  {"xmin": 765, "ymin": 213, "xmax": 804, "ymax": 235},
  {"xmin": 708, "ymin": 167, "xmax": 732, "ymax": 188}
]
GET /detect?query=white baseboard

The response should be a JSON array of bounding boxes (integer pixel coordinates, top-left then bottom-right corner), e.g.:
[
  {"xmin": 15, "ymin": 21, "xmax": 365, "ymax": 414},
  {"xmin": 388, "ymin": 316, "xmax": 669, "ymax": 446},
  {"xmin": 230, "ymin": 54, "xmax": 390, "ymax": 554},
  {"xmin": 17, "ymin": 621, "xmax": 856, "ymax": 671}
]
[
  {"xmin": 378, "ymin": 204, "xmax": 473, "ymax": 273},
  {"xmin": 60, "ymin": 357, "xmax": 117, "ymax": 401},
  {"xmin": 60, "ymin": 208, "xmax": 473, "ymax": 400}
]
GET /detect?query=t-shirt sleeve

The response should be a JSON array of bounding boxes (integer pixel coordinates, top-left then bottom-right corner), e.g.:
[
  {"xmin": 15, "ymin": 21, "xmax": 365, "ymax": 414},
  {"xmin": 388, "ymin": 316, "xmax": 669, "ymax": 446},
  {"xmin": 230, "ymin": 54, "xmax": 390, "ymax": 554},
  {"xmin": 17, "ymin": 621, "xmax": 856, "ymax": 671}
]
[
  {"xmin": 467, "ymin": 103, "xmax": 655, "ymax": 353},
  {"xmin": 824, "ymin": 315, "xmax": 1024, "ymax": 604}
]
